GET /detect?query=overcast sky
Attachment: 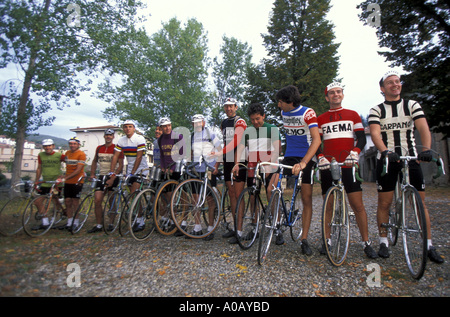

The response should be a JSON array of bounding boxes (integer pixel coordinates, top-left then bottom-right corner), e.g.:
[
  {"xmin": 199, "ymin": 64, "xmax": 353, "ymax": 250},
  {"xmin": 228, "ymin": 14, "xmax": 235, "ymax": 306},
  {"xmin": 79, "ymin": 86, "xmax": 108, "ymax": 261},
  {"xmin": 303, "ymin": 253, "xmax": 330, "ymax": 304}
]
[{"xmin": 0, "ymin": 0, "xmax": 403, "ymax": 140}]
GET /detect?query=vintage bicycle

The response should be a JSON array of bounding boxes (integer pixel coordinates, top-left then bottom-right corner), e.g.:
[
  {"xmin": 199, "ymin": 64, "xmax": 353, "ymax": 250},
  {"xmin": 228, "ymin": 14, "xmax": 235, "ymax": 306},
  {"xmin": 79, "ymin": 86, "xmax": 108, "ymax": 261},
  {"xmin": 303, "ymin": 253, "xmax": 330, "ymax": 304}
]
[
  {"xmin": 380, "ymin": 148, "xmax": 445, "ymax": 279},
  {"xmin": 321, "ymin": 157, "xmax": 363, "ymax": 266},
  {"xmin": 257, "ymin": 162, "xmax": 304, "ymax": 265}
]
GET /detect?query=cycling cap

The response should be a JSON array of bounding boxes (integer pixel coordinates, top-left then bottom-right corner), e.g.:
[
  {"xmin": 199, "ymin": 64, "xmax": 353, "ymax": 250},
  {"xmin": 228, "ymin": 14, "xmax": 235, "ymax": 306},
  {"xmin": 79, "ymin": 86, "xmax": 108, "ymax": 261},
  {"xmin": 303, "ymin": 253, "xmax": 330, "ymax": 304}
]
[
  {"xmin": 325, "ymin": 82, "xmax": 344, "ymax": 95},
  {"xmin": 69, "ymin": 137, "xmax": 80, "ymax": 143},
  {"xmin": 381, "ymin": 70, "xmax": 401, "ymax": 83},
  {"xmin": 42, "ymin": 139, "xmax": 54, "ymax": 146},
  {"xmin": 104, "ymin": 128, "xmax": 115, "ymax": 135},
  {"xmin": 122, "ymin": 120, "xmax": 135, "ymax": 127},
  {"xmin": 158, "ymin": 117, "xmax": 171, "ymax": 126},
  {"xmin": 192, "ymin": 114, "xmax": 205, "ymax": 123},
  {"xmin": 223, "ymin": 97, "xmax": 238, "ymax": 106}
]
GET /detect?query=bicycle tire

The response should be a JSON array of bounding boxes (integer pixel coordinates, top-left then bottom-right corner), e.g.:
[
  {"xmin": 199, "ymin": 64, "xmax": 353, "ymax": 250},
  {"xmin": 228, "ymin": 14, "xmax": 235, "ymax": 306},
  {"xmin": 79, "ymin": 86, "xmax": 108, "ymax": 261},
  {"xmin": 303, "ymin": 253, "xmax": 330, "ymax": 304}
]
[
  {"xmin": 289, "ymin": 185, "xmax": 303, "ymax": 242},
  {"xmin": 71, "ymin": 193, "xmax": 95, "ymax": 234},
  {"xmin": 22, "ymin": 196, "xmax": 57, "ymax": 237},
  {"xmin": 102, "ymin": 190, "xmax": 125, "ymax": 235},
  {"xmin": 258, "ymin": 189, "xmax": 280, "ymax": 265},
  {"xmin": 322, "ymin": 186, "xmax": 349, "ymax": 266},
  {"xmin": 235, "ymin": 187, "xmax": 262, "ymax": 250},
  {"xmin": 128, "ymin": 188, "xmax": 157, "ymax": 241},
  {"xmin": 0, "ymin": 196, "xmax": 28, "ymax": 236},
  {"xmin": 153, "ymin": 179, "xmax": 179, "ymax": 235},
  {"xmin": 402, "ymin": 186, "xmax": 427, "ymax": 280},
  {"xmin": 170, "ymin": 179, "xmax": 220, "ymax": 239},
  {"xmin": 219, "ymin": 185, "xmax": 233, "ymax": 234},
  {"xmin": 119, "ymin": 190, "xmax": 140, "ymax": 236}
]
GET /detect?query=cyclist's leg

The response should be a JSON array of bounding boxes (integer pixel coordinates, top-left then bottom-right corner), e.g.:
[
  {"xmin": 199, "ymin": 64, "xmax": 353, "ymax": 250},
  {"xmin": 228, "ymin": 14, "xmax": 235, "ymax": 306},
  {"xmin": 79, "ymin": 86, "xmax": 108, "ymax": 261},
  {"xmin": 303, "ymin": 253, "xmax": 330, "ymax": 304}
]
[
  {"xmin": 409, "ymin": 162, "xmax": 443, "ymax": 263},
  {"xmin": 375, "ymin": 158, "xmax": 399, "ymax": 257},
  {"xmin": 228, "ymin": 179, "xmax": 245, "ymax": 243}
]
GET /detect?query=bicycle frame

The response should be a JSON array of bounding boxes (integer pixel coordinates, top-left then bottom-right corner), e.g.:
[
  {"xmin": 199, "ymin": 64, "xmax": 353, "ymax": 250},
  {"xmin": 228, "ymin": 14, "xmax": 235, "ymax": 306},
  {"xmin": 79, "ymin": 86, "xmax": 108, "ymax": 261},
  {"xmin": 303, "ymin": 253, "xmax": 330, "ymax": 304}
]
[{"xmin": 258, "ymin": 162, "xmax": 301, "ymax": 227}]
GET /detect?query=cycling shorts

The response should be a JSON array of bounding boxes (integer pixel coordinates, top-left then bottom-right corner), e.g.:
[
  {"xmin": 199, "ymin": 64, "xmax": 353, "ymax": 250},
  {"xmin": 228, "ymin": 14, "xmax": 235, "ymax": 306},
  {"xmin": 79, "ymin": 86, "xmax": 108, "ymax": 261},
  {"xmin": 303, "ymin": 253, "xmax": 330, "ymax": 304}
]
[
  {"xmin": 280, "ymin": 157, "xmax": 315, "ymax": 185},
  {"xmin": 64, "ymin": 183, "xmax": 83, "ymax": 199},
  {"xmin": 223, "ymin": 161, "xmax": 246, "ymax": 183},
  {"xmin": 320, "ymin": 168, "xmax": 362, "ymax": 195},
  {"xmin": 376, "ymin": 159, "xmax": 425, "ymax": 192},
  {"xmin": 95, "ymin": 175, "xmax": 119, "ymax": 192}
]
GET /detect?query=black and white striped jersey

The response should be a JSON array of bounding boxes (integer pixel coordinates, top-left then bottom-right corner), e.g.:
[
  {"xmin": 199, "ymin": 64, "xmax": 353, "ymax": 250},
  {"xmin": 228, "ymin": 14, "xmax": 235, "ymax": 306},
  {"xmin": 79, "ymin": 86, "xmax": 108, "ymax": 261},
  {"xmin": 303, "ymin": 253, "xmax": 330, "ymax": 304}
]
[{"xmin": 368, "ymin": 99, "xmax": 426, "ymax": 157}]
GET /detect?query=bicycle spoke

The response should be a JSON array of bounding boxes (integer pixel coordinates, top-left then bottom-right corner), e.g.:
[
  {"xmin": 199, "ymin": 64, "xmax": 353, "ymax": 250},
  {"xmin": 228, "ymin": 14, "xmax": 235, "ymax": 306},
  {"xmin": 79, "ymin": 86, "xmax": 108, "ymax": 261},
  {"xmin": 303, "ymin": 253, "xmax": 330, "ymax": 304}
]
[{"xmin": 402, "ymin": 187, "xmax": 427, "ymax": 279}]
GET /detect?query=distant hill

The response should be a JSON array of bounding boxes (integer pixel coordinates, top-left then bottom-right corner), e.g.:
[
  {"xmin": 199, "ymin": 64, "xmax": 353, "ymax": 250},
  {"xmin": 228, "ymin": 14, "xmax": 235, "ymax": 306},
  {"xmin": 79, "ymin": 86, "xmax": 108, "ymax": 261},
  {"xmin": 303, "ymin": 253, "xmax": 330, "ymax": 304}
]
[{"xmin": 27, "ymin": 134, "xmax": 69, "ymax": 150}]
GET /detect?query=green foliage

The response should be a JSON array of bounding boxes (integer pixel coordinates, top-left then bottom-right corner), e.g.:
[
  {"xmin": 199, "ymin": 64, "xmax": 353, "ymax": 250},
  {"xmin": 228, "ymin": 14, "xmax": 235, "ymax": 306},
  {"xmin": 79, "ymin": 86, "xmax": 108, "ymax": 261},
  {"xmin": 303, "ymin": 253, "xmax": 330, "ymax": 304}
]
[
  {"xmin": 358, "ymin": 0, "xmax": 450, "ymax": 136},
  {"xmin": 99, "ymin": 18, "xmax": 210, "ymax": 136},
  {"xmin": 0, "ymin": 0, "xmax": 146, "ymax": 182},
  {"xmin": 0, "ymin": 83, "xmax": 54, "ymax": 138},
  {"xmin": 210, "ymin": 36, "xmax": 253, "ymax": 127},
  {"xmin": 249, "ymin": 0, "xmax": 340, "ymax": 121}
]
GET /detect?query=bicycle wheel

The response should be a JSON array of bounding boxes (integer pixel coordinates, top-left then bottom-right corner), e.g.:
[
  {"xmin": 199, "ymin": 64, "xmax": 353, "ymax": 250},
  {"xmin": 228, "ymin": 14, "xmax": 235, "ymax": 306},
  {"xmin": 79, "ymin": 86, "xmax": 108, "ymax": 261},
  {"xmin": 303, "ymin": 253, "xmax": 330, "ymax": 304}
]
[
  {"xmin": 102, "ymin": 190, "xmax": 124, "ymax": 235},
  {"xmin": 219, "ymin": 185, "xmax": 233, "ymax": 234},
  {"xmin": 258, "ymin": 189, "xmax": 280, "ymax": 265},
  {"xmin": 402, "ymin": 186, "xmax": 427, "ymax": 280},
  {"xmin": 322, "ymin": 186, "xmax": 349, "ymax": 266},
  {"xmin": 0, "ymin": 196, "xmax": 28, "ymax": 236},
  {"xmin": 235, "ymin": 187, "xmax": 262, "ymax": 250},
  {"xmin": 153, "ymin": 179, "xmax": 179, "ymax": 235},
  {"xmin": 22, "ymin": 196, "xmax": 57, "ymax": 237},
  {"xmin": 171, "ymin": 179, "xmax": 219, "ymax": 239},
  {"xmin": 119, "ymin": 190, "xmax": 140, "ymax": 236},
  {"xmin": 71, "ymin": 193, "xmax": 95, "ymax": 234},
  {"xmin": 289, "ymin": 185, "xmax": 303, "ymax": 242},
  {"xmin": 128, "ymin": 188, "xmax": 156, "ymax": 241}
]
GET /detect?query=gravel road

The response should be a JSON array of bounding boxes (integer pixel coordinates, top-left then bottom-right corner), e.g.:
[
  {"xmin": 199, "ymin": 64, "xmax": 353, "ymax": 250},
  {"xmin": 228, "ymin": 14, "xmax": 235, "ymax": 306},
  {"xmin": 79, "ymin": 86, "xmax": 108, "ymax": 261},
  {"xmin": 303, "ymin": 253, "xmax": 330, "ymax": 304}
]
[{"xmin": 0, "ymin": 183, "xmax": 448, "ymax": 299}]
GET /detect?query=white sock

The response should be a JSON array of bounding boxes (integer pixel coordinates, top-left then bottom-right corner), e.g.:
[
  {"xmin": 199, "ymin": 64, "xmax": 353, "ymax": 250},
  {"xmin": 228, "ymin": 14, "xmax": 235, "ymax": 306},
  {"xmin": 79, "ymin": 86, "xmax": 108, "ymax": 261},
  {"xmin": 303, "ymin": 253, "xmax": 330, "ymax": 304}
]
[
  {"xmin": 380, "ymin": 237, "xmax": 389, "ymax": 247},
  {"xmin": 207, "ymin": 226, "xmax": 214, "ymax": 232},
  {"xmin": 427, "ymin": 239, "xmax": 433, "ymax": 250},
  {"xmin": 67, "ymin": 217, "xmax": 73, "ymax": 226},
  {"xmin": 42, "ymin": 217, "xmax": 49, "ymax": 226},
  {"xmin": 194, "ymin": 224, "xmax": 202, "ymax": 232}
]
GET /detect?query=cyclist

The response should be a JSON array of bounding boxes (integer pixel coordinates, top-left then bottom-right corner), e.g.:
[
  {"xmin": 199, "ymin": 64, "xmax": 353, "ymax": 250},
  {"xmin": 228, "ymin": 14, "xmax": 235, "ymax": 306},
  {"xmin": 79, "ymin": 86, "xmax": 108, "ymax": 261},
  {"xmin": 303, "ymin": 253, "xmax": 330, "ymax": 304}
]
[
  {"xmin": 211, "ymin": 97, "xmax": 247, "ymax": 242},
  {"xmin": 153, "ymin": 125, "xmax": 162, "ymax": 167},
  {"xmin": 276, "ymin": 85, "xmax": 321, "ymax": 253},
  {"xmin": 368, "ymin": 70, "xmax": 444, "ymax": 263},
  {"xmin": 232, "ymin": 103, "xmax": 281, "ymax": 243},
  {"xmin": 158, "ymin": 117, "xmax": 186, "ymax": 234},
  {"xmin": 57, "ymin": 137, "xmax": 86, "ymax": 231},
  {"xmin": 186, "ymin": 114, "xmax": 222, "ymax": 239},
  {"xmin": 87, "ymin": 128, "xmax": 124, "ymax": 233},
  {"xmin": 317, "ymin": 82, "xmax": 377, "ymax": 259},
  {"xmin": 32, "ymin": 139, "xmax": 65, "ymax": 230},
  {"xmin": 109, "ymin": 120, "xmax": 149, "ymax": 231}
]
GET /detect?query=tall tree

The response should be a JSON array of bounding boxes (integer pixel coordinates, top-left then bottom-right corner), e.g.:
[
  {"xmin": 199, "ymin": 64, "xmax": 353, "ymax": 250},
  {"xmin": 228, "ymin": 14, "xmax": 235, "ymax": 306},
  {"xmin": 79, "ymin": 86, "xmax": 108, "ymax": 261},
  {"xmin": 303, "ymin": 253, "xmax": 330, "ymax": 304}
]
[
  {"xmin": 211, "ymin": 36, "xmax": 253, "ymax": 127},
  {"xmin": 257, "ymin": 0, "xmax": 340, "ymax": 120},
  {"xmin": 0, "ymin": 0, "xmax": 145, "ymax": 184},
  {"xmin": 99, "ymin": 18, "xmax": 210, "ymax": 135},
  {"xmin": 358, "ymin": 0, "xmax": 450, "ymax": 136}
]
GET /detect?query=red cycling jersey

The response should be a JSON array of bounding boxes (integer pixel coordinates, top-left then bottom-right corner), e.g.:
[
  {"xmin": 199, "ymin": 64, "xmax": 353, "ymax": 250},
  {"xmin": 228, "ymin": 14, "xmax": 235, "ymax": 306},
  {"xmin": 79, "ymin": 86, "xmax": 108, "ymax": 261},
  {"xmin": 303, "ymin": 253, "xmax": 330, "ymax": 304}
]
[{"xmin": 317, "ymin": 107, "xmax": 364, "ymax": 162}]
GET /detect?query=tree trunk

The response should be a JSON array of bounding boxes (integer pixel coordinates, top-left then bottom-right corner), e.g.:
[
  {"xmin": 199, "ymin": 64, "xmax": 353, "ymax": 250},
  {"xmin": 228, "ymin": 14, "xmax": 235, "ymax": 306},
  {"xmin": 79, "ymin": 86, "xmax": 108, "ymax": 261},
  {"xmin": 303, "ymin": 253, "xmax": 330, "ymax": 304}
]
[{"xmin": 10, "ymin": 0, "xmax": 51, "ymax": 185}]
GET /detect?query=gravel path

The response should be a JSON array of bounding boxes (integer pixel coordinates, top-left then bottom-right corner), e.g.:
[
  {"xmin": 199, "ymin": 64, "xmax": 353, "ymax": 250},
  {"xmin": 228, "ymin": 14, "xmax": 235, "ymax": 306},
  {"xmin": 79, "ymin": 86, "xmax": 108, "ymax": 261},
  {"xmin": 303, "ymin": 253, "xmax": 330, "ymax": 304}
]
[{"xmin": 0, "ymin": 183, "xmax": 448, "ymax": 298}]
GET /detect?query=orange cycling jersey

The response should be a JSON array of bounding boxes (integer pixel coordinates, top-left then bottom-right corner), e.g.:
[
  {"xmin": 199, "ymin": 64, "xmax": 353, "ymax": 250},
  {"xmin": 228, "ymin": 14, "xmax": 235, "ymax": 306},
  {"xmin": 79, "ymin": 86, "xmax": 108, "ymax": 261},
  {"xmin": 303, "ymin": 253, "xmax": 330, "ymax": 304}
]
[{"xmin": 64, "ymin": 149, "xmax": 86, "ymax": 184}]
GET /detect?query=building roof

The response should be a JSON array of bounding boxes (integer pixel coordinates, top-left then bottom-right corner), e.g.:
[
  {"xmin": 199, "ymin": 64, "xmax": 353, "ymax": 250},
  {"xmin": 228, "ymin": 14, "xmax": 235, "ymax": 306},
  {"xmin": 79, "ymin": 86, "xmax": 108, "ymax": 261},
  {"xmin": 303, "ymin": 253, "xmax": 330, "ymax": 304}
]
[{"xmin": 70, "ymin": 125, "xmax": 120, "ymax": 132}]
